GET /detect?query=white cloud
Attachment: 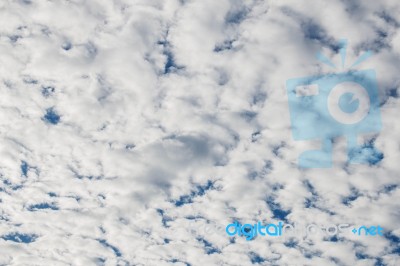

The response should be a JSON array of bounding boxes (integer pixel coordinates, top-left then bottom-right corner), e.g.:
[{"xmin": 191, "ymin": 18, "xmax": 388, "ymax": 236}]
[{"xmin": 0, "ymin": 0, "xmax": 398, "ymax": 265}]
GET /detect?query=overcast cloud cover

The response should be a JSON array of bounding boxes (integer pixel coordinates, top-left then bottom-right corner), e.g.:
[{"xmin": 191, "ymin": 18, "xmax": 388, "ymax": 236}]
[{"xmin": 0, "ymin": 0, "xmax": 399, "ymax": 265}]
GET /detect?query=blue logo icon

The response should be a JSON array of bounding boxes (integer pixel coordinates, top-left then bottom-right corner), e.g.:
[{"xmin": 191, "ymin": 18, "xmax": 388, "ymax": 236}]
[{"xmin": 286, "ymin": 40, "xmax": 382, "ymax": 168}]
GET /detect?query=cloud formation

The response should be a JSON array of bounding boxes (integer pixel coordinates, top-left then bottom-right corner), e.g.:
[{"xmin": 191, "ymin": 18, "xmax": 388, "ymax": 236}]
[{"xmin": 0, "ymin": 0, "xmax": 398, "ymax": 265}]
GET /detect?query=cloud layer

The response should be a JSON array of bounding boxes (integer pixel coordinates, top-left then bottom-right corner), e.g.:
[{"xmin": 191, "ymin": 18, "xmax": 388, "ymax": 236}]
[{"xmin": 0, "ymin": 0, "xmax": 398, "ymax": 265}]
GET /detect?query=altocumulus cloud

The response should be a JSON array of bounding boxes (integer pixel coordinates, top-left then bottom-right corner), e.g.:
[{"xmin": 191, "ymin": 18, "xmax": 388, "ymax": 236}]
[{"xmin": 0, "ymin": 0, "xmax": 398, "ymax": 265}]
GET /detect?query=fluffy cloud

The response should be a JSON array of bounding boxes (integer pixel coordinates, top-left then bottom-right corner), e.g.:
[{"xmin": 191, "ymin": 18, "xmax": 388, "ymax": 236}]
[{"xmin": 0, "ymin": 0, "xmax": 398, "ymax": 265}]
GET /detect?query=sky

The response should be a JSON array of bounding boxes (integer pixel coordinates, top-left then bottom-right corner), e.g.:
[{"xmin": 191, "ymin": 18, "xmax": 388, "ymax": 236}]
[{"xmin": 0, "ymin": 0, "xmax": 399, "ymax": 265}]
